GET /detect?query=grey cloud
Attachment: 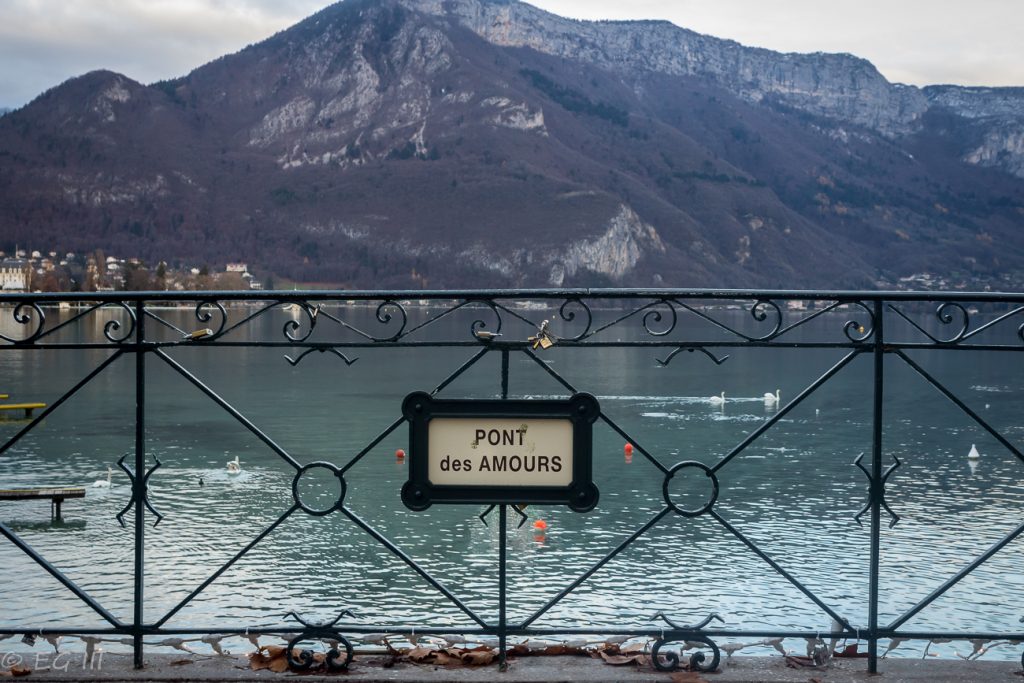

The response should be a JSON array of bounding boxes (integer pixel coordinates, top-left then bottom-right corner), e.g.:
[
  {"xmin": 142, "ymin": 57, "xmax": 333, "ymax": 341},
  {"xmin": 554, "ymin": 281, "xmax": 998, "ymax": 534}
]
[{"xmin": 0, "ymin": 0, "xmax": 324, "ymax": 107}]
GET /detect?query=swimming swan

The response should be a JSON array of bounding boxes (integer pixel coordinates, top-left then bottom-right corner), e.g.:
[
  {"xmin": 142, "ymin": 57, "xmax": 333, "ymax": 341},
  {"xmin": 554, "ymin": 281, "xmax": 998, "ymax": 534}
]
[
  {"xmin": 226, "ymin": 455, "xmax": 242, "ymax": 475},
  {"xmin": 92, "ymin": 466, "xmax": 113, "ymax": 488},
  {"xmin": 764, "ymin": 389, "xmax": 780, "ymax": 405},
  {"xmin": 709, "ymin": 392, "xmax": 725, "ymax": 406}
]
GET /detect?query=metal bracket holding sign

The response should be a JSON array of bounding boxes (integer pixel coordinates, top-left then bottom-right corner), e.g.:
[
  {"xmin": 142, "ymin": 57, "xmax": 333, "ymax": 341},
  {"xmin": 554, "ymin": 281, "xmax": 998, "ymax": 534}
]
[{"xmin": 400, "ymin": 391, "xmax": 600, "ymax": 512}]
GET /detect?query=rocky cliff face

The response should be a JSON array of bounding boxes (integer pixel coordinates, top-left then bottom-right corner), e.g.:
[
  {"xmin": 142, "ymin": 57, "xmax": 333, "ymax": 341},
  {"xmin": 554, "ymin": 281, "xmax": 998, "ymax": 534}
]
[
  {"xmin": 408, "ymin": 0, "xmax": 932, "ymax": 136},
  {"xmin": 924, "ymin": 86, "xmax": 1024, "ymax": 120},
  {"xmin": 923, "ymin": 86, "xmax": 1024, "ymax": 179},
  {"xmin": 0, "ymin": 0, "xmax": 1021, "ymax": 289},
  {"xmin": 412, "ymin": 0, "xmax": 1024, "ymax": 176}
]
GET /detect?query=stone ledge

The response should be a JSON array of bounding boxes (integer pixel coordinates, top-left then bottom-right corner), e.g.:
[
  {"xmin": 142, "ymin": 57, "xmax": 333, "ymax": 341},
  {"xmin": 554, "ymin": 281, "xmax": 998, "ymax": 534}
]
[{"xmin": 15, "ymin": 653, "xmax": 1023, "ymax": 682}]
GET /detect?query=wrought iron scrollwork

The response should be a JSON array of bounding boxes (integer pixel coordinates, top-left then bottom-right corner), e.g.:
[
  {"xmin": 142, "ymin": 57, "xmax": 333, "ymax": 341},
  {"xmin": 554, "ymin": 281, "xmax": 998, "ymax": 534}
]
[
  {"xmin": 372, "ymin": 300, "xmax": 407, "ymax": 342},
  {"xmin": 115, "ymin": 453, "xmax": 164, "ymax": 528},
  {"xmin": 556, "ymin": 298, "xmax": 592, "ymax": 341},
  {"xmin": 284, "ymin": 609, "xmax": 355, "ymax": 671},
  {"xmin": 890, "ymin": 302, "xmax": 969, "ymax": 344},
  {"xmin": 100, "ymin": 302, "xmax": 137, "ymax": 343},
  {"xmin": 656, "ymin": 347, "xmax": 729, "ymax": 367},
  {"xmin": 469, "ymin": 300, "xmax": 503, "ymax": 341},
  {"xmin": 747, "ymin": 299, "xmax": 783, "ymax": 341},
  {"xmin": 194, "ymin": 300, "xmax": 227, "ymax": 340},
  {"xmin": 666, "ymin": 297, "xmax": 782, "ymax": 343},
  {"xmin": 478, "ymin": 504, "xmax": 528, "ymax": 528},
  {"xmin": 934, "ymin": 302, "xmax": 970, "ymax": 342},
  {"xmin": 853, "ymin": 452, "xmax": 901, "ymax": 528},
  {"xmin": 0, "ymin": 302, "xmax": 45, "ymax": 344},
  {"xmin": 889, "ymin": 302, "xmax": 1024, "ymax": 346},
  {"xmin": 284, "ymin": 347, "xmax": 358, "ymax": 366},
  {"xmin": 642, "ymin": 299, "xmax": 678, "ymax": 336},
  {"xmin": 3, "ymin": 300, "xmax": 139, "ymax": 345},
  {"xmin": 283, "ymin": 303, "xmax": 321, "ymax": 342},
  {"xmin": 649, "ymin": 611, "xmax": 723, "ymax": 672},
  {"xmin": 841, "ymin": 301, "xmax": 875, "ymax": 342}
]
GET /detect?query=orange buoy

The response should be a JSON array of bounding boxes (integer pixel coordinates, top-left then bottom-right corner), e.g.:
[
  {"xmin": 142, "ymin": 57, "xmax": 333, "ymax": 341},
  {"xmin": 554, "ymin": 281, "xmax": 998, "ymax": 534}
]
[
  {"xmin": 533, "ymin": 519, "xmax": 548, "ymax": 530},
  {"xmin": 395, "ymin": 448, "xmax": 406, "ymax": 459},
  {"xmin": 624, "ymin": 443, "xmax": 634, "ymax": 455}
]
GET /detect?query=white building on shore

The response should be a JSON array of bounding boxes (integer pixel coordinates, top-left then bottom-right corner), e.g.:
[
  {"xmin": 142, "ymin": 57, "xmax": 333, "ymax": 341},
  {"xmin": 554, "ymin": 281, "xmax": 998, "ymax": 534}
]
[{"xmin": 0, "ymin": 258, "xmax": 30, "ymax": 291}]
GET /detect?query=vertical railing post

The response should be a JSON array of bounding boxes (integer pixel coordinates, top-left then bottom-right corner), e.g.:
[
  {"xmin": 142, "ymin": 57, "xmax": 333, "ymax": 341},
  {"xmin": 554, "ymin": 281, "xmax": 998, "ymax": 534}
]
[
  {"xmin": 498, "ymin": 348, "xmax": 509, "ymax": 669},
  {"xmin": 133, "ymin": 299, "xmax": 146, "ymax": 669},
  {"xmin": 498, "ymin": 503, "xmax": 508, "ymax": 671},
  {"xmin": 868, "ymin": 298, "xmax": 884, "ymax": 673}
]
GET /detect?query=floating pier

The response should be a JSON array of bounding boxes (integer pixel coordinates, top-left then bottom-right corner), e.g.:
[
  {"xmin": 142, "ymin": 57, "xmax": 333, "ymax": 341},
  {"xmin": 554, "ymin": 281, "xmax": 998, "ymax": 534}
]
[{"xmin": 0, "ymin": 487, "xmax": 85, "ymax": 520}]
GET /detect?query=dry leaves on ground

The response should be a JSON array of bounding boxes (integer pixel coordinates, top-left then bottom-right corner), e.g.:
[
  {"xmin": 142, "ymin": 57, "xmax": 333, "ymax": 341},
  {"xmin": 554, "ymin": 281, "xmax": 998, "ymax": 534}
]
[
  {"xmin": 249, "ymin": 645, "xmax": 291, "ymax": 673},
  {"xmin": 592, "ymin": 642, "xmax": 650, "ymax": 667},
  {"xmin": 596, "ymin": 651, "xmax": 648, "ymax": 666},
  {"xmin": 833, "ymin": 643, "xmax": 868, "ymax": 658},
  {"xmin": 0, "ymin": 666, "xmax": 31, "ymax": 678},
  {"xmin": 248, "ymin": 638, "xmax": 721, "ymax": 674},
  {"xmin": 406, "ymin": 645, "xmax": 497, "ymax": 667}
]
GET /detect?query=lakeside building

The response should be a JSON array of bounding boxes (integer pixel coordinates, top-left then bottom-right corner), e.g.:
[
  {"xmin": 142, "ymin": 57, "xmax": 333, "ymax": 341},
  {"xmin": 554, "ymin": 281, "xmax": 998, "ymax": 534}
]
[{"xmin": 0, "ymin": 258, "xmax": 30, "ymax": 291}]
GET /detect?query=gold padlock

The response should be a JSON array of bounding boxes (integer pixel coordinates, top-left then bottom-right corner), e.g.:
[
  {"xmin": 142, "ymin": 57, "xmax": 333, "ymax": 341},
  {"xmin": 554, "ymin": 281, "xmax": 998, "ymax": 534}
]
[{"xmin": 529, "ymin": 319, "xmax": 556, "ymax": 349}]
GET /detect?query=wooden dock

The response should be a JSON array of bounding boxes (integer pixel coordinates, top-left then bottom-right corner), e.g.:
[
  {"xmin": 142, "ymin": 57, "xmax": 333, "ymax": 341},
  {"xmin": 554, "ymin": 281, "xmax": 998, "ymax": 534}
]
[
  {"xmin": 0, "ymin": 402, "xmax": 46, "ymax": 418},
  {"xmin": 0, "ymin": 487, "xmax": 85, "ymax": 520}
]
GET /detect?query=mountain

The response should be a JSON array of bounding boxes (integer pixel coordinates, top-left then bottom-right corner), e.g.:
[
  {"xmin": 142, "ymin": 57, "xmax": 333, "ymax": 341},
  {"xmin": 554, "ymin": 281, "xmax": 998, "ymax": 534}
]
[{"xmin": 1, "ymin": 0, "xmax": 1022, "ymax": 289}]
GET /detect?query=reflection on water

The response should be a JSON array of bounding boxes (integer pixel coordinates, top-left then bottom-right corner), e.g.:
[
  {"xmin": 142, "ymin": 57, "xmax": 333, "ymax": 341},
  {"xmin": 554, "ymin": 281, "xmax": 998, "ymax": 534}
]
[
  {"xmin": 4, "ymin": 519, "xmax": 88, "ymax": 533},
  {"xmin": 0, "ymin": 304, "xmax": 1022, "ymax": 659}
]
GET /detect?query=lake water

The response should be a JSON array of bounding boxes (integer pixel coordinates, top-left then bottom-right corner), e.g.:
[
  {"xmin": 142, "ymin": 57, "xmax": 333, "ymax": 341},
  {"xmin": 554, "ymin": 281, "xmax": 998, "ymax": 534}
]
[{"xmin": 1, "ymin": 302, "xmax": 1022, "ymax": 659}]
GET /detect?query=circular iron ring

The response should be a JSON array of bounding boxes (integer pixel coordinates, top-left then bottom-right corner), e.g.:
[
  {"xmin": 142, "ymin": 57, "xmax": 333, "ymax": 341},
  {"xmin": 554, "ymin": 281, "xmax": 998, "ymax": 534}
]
[
  {"xmin": 292, "ymin": 462, "xmax": 347, "ymax": 516},
  {"xmin": 662, "ymin": 460, "xmax": 719, "ymax": 517}
]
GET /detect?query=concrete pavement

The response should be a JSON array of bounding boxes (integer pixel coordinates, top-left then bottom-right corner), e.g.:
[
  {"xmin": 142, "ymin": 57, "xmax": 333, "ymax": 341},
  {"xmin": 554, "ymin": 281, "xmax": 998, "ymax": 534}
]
[{"xmin": 14, "ymin": 652, "xmax": 1024, "ymax": 682}]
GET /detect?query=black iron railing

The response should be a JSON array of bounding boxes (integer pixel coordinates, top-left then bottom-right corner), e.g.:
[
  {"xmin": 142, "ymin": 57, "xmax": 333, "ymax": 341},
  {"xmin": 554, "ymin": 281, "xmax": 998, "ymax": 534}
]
[{"xmin": 1, "ymin": 289, "xmax": 1022, "ymax": 674}]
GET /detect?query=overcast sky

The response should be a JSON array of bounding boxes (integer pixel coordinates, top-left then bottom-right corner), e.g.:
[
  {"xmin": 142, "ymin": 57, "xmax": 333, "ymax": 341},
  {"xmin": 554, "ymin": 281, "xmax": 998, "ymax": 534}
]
[{"xmin": 2, "ymin": 0, "xmax": 1022, "ymax": 109}]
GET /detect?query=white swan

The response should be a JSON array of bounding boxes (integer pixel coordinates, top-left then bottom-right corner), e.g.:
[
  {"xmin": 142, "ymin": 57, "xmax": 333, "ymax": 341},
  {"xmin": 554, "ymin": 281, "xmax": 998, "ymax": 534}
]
[
  {"xmin": 709, "ymin": 391, "xmax": 725, "ymax": 406},
  {"xmin": 226, "ymin": 455, "xmax": 242, "ymax": 475},
  {"xmin": 763, "ymin": 389, "xmax": 780, "ymax": 405},
  {"xmin": 92, "ymin": 466, "xmax": 113, "ymax": 488},
  {"xmin": 967, "ymin": 444, "xmax": 980, "ymax": 460}
]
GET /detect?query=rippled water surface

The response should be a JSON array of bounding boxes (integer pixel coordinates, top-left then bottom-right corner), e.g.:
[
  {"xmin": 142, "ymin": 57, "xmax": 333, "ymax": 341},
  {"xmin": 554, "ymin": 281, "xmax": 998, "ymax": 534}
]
[{"xmin": 1, "ymin": 304, "xmax": 1022, "ymax": 658}]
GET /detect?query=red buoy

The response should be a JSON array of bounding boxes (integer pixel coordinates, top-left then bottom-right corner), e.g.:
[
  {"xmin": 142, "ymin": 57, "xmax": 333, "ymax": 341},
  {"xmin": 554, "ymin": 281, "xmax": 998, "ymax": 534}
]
[
  {"xmin": 624, "ymin": 443, "xmax": 634, "ymax": 455},
  {"xmin": 533, "ymin": 519, "xmax": 548, "ymax": 530},
  {"xmin": 395, "ymin": 448, "xmax": 406, "ymax": 460}
]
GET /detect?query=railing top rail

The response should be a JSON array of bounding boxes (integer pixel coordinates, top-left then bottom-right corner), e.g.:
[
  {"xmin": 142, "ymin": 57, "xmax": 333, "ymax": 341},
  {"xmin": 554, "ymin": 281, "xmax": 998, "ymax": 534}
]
[{"xmin": 1, "ymin": 288, "xmax": 1023, "ymax": 303}]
